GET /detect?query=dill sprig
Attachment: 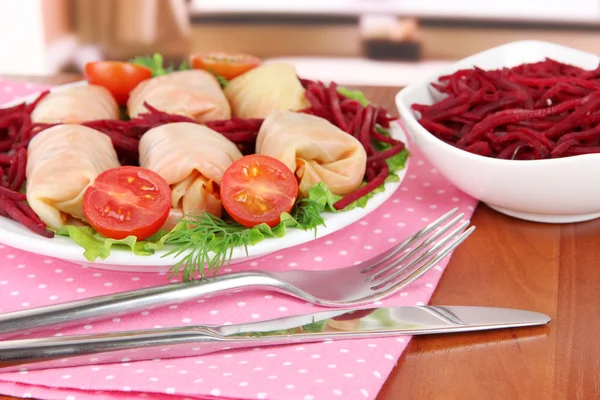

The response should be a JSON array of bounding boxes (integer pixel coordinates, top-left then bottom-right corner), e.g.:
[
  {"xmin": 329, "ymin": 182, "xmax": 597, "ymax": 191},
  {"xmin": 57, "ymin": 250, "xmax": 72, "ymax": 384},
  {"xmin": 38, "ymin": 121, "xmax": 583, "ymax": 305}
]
[
  {"xmin": 290, "ymin": 198, "xmax": 326, "ymax": 233},
  {"xmin": 163, "ymin": 184, "xmax": 334, "ymax": 280},
  {"xmin": 163, "ymin": 213, "xmax": 252, "ymax": 281}
]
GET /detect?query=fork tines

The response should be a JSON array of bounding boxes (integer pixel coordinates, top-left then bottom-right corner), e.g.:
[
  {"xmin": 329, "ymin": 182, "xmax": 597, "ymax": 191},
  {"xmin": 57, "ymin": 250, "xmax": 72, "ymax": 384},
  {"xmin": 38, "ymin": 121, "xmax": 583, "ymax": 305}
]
[{"xmin": 361, "ymin": 207, "xmax": 475, "ymax": 292}]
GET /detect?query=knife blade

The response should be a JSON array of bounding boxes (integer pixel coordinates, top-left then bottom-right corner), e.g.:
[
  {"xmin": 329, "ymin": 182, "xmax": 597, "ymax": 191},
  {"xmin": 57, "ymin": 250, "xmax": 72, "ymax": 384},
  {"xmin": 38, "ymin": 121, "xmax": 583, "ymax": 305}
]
[{"xmin": 0, "ymin": 305, "xmax": 550, "ymax": 372}]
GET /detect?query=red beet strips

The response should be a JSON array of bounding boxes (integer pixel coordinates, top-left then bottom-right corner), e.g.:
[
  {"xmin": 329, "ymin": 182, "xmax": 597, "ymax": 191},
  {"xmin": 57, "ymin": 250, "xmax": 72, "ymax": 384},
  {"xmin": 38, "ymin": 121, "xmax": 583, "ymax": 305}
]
[
  {"xmin": 83, "ymin": 103, "xmax": 265, "ymax": 163},
  {"xmin": 139, "ymin": 103, "xmax": 264, "ymax": 155},
  {"xmin": 0, "ymin": 91, "xmax": 55, "ymax": 237},
  {"xmin": 206, "ymin": 115, "xmax": 264, "ymax": 155},
  {"xmin": 299, "ymin": 79, "xmax": 405, "ymax": 209},
  {"xmin": 412, "ymin": 58, "xmax": 600, "ymax": 160}
]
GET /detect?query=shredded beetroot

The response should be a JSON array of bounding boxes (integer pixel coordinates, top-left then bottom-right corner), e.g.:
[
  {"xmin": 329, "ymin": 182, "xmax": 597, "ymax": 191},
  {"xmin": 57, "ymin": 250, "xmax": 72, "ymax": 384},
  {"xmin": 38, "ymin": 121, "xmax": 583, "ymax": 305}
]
[
  {"xmin": 0, "ymin": 91, "xmax": 55, "ymax": 237},
  {"xmin": 413, "ymin": 58, "xmax": 600, "ymax": 159},
  {"xmin": 0, "ymin": 185, "xmax": 25, "ymax": 200},
  {"xmin": 334, "ymin": 163, "xmax": 390, "ymax": 209},
  {"xmin": 205, "ymin": 116, "xmax": 263, "ymax": 155},
  {"xmin": 0, "ymin": 197, "xmax": 52, "ymax": 238},
  {"xmin": 327, "ymin": 82, "xmax": 348, "ymax": 131},
  {"xmin": 299, "ymin": 80, "xmax": 405, "ymax": 209},
  {"xmin": 301, "ymin": 80, "xmax": 396, "ymax": 129},
  {"xmin": 8, "ymin": 148, "xmax": 27, "ymax": 191},
  {"xmin": 82, "ymin": 103, "xmax": 264, "ymax": 163}
]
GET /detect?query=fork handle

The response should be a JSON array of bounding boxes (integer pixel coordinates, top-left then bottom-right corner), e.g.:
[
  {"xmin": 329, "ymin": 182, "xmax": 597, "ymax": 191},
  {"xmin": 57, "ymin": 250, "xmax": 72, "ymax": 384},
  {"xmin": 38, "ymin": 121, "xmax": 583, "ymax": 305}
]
[{"xmin": 0, "ymin": 271, "xmax": 277, "ymax": 338}]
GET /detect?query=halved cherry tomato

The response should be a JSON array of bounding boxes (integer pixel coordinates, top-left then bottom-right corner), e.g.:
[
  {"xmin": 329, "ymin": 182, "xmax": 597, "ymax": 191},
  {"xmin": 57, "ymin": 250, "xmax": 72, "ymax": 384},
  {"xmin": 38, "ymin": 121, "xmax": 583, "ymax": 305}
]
[
  {"xmin": 220, "ymin": 155, "xmax": 298, "ymax": 228},
  {"xmin": 83, "ymin": 166, "xmax": 172, "ymax": 240},
  {"xmin": 84, "ymin": 61, "xmax": 152, "ymax": 104},
  {"xmin": 190, "ymin": 52, "xmax": 262, "ymax": 80}
]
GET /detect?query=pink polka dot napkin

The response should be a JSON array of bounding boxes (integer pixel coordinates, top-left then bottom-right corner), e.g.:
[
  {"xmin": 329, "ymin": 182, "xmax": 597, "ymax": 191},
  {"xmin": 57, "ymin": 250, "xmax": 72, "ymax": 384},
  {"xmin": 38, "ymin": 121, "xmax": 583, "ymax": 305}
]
[{"xmin": 0, "ymin": 80, "xmax": 477, "ymax": 400}]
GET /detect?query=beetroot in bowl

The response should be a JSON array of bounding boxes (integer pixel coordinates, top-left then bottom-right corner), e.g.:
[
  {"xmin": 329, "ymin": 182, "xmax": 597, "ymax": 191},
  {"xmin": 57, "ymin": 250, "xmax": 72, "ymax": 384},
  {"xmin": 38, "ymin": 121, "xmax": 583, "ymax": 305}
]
[{"xmin": 396, "ymin": 40, "xmax": 600, "ymax": 223}]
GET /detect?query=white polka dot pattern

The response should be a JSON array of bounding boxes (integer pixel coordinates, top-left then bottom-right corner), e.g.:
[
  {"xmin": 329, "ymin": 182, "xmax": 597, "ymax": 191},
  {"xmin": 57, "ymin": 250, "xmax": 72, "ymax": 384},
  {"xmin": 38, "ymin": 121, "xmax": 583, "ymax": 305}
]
[{"xmin": 0, "ymin": 82, "xmax": 478, "ymax": 400}]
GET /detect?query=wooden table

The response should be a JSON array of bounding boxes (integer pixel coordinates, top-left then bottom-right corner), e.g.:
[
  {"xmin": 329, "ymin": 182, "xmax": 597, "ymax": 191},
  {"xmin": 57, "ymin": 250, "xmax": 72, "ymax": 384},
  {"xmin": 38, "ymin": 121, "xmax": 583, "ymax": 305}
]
[{"xmin": 2, "ymin": 76, "xmax": 599, "ymax": 400}]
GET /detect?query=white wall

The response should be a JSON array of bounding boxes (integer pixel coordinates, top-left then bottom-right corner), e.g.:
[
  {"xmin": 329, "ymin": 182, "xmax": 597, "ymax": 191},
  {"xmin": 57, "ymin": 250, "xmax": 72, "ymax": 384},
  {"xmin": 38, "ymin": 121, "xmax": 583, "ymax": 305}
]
[
  {"xmin": 190, "ymin": 0, "xmax": 600, "ymax": 22},
  {"xmin": 0, "ymin": 0, "xmax": 49, "ymax": 75}
]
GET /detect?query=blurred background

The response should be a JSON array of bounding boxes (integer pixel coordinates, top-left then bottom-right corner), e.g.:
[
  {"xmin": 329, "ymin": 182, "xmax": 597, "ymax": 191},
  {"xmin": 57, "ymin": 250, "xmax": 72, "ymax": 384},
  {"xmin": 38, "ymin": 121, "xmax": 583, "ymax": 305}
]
[{"xmin": 4, "ymin": 0, "xmax": 600, "ymax": 86}]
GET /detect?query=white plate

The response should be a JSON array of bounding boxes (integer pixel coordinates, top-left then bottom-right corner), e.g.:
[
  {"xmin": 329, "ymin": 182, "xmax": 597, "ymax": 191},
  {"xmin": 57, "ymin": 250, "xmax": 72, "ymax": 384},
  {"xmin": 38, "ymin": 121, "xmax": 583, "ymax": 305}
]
[{"xmin": 0, "ymin": 83, "xmax": 408, "ymax": 272}]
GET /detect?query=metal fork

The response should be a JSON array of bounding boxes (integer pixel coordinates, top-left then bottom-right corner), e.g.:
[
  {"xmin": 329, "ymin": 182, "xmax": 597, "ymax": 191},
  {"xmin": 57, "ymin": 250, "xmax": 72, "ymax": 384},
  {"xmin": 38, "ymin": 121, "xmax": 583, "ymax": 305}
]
[{"xmin": 0, "ymin": 208, "xmax": 474, "ymax": 338}]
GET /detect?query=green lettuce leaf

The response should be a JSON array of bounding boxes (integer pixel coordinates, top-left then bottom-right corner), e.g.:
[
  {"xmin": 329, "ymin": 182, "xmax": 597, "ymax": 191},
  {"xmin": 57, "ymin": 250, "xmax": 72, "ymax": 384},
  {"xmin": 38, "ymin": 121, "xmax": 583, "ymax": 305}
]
[
  {"xmin": 130, "ymin": 52, "xmax": 229, "ymax": 88},
  {"xmin": 375, "ymin": 126, "xmax": 411, "ymax": 172},
  {"xmin": 54, "ymin": 226, "xmax": 170, "ymax": 262},
  {"xmin": 214, "ymin": 74, "xmax": 229, "ymax": 89},
  {"xmin": 339, "ymin": 125, "xmax": 410, "ymax": 211},
  {"xmin": 337, "ymin": 87, "xmax": 371, "ymax": 106},
  {"xmin": 130, "ymin": 53, "xmax": 188, "ymax": 77}
]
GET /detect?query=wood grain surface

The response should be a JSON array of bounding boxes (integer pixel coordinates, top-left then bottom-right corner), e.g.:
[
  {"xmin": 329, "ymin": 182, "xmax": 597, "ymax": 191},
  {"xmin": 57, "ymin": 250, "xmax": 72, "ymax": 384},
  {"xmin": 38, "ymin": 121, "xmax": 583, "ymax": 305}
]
[{"xmin": 1, "ymin": 78, "xmax": 599, "ymax": 400}]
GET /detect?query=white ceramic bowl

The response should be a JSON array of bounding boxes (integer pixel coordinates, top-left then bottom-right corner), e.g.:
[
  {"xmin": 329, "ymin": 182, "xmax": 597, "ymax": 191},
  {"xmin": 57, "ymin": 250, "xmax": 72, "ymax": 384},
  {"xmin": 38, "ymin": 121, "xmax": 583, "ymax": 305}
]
[{"xmin": 396, "ymin": 40, "xmax": 600, "ymax": 223}]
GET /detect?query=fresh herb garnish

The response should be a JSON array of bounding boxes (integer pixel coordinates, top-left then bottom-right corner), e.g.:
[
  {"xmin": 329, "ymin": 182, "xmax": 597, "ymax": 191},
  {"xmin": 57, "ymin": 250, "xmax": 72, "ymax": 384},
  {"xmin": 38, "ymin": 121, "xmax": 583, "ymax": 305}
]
[
  {"xmin": 337, "ymin": 87, "xmax": 371, "ymax": 106},
  {"xmin": 163, "ymin": 181, "xmax": 336, "ymax": 280},
  {"xmin": 118, "ymin": 105, "xmax": 130, "ymax": 121},
  {"xmin": 130, "ymin": 53, "xmax": 229, "ymax": 88},
  {"xmin": 130, "ymin": 53, "xmax": 189, "ymax": 77},
  {"xmin": 215, "ymin": 74, "xmax": 229, "ymax": 89},
  {"xmin": 164, "ymin": 213, "xmax": 259, "ymax": 280}
]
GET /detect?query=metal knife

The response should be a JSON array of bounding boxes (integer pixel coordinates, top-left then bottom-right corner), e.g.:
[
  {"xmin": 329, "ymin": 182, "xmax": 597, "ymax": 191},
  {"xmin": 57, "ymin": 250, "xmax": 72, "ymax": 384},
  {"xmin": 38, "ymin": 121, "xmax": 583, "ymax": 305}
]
[{"xmin": 0, "ymin": 305, "xmax": 550, "ymax": 372}]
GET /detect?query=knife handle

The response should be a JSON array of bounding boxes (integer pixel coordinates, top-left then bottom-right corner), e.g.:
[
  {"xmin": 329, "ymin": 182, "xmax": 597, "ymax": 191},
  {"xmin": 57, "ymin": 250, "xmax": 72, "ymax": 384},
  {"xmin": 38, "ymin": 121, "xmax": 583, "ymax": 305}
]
[
  {"xmin": 0, "ymin": 271, "xmax": 277, "ymax": 338},
  {"xmin": 0, "ymin": 326, "xmax": 229, "ymax": 372},
  {"xmin": 0, "ymin": 326, "xmax": 323, "ymax": 372}
]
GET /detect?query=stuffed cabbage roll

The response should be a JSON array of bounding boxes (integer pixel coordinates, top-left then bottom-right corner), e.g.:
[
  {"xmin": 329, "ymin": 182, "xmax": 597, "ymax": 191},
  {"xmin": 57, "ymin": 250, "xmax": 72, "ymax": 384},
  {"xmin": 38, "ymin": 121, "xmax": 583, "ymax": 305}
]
[
  {"xmin": 224, "ymin": 63, "xmax": 310, "ymax": 119},
  {"xmin": 31, "ymin": 84, "xmax": 119, "ymax": 124},
  {"xmin": 128, "ymin": 70, "xmax": 231, "ymax": 122},
  {"xmin": 26, "ymin": 124, "xmax": 120, "ymax": 230},
  {"xmin": 139, "ymin": 122, "xmax": 242, "ymax": 221},
  {"xmin": 256, "ymin": 111, "xmax": 367, "ymax": 196}
]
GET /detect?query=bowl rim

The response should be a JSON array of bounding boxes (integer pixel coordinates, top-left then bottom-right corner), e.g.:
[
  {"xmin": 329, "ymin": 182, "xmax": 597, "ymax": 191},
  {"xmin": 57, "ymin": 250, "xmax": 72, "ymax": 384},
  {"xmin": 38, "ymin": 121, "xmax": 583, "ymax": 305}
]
[{"xmin": 396, "ymin": 39, "xmax": 600, "ymax": 167}]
